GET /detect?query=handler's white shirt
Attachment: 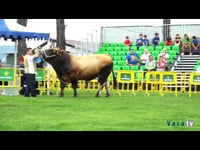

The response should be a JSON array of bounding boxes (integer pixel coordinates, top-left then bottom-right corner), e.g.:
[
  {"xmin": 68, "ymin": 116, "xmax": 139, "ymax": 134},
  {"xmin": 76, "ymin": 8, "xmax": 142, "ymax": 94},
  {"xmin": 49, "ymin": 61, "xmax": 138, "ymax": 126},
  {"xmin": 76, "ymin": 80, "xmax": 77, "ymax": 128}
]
[{"xmin": 26, "ymin": 55, "xmax": 35, "ymax": 74}]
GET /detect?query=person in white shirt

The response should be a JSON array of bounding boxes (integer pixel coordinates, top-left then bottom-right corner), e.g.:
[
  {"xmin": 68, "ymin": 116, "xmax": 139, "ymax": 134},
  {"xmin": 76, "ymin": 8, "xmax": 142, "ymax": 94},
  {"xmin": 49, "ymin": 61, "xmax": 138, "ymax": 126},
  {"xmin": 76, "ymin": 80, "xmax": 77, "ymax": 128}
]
[
  {"xmin": 23, "ymin": 47, "xmax": 39, "ymax": 97},
  {"xmin": 140, "ymin": 48, "xmax": 150, "ymax": 66}
]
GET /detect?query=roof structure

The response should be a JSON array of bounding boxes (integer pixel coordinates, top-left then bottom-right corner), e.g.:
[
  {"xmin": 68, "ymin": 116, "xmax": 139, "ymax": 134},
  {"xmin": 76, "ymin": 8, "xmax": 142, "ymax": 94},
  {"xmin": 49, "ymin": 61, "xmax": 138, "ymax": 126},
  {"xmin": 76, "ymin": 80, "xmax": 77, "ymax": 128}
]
[{"xmin": 0, "ymin": 19, "xmax": 50, "ymax": 41}]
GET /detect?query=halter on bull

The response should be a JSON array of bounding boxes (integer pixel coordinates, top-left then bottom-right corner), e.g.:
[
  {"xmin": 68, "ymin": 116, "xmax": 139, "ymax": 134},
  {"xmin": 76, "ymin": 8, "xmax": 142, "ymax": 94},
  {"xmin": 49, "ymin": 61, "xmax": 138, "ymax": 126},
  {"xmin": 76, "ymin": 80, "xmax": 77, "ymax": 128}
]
[{"xmin": 39, "ymin": 48, "xmax": 117, "ymax": 97}]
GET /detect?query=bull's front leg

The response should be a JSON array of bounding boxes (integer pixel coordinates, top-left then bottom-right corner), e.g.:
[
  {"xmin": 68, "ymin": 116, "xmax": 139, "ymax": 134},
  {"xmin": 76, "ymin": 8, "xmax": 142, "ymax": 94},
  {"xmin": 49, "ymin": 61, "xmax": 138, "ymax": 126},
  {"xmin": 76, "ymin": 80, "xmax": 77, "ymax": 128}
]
[
  {"xmin": 60, "ymin": 82, "xmax": 66, "ymax": 97},
  {"xmin": 71, "ymin": 79, "xmax": 78, "ymax": 97}
]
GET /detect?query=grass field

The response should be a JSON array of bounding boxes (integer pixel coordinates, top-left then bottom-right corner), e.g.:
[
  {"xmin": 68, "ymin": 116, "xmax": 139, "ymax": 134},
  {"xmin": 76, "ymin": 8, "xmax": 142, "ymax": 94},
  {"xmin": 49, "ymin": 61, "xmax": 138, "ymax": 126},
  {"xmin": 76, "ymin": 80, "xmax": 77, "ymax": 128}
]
[{"xmin": 0, "ymin": 90, "xmax": 200, "ymax": 131}]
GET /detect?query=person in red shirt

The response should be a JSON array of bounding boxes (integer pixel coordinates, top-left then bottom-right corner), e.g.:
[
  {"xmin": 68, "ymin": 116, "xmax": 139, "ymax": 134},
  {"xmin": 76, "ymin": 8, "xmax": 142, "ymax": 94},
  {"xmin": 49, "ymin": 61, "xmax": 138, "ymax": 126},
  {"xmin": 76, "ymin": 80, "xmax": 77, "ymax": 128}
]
[
  {"xmin": 124, "ymin": 36, "xmax": 131, "ymax": 47},
  {"xmin": 165, "ymin": 37, "xmax": 173, "ymax": 46}
]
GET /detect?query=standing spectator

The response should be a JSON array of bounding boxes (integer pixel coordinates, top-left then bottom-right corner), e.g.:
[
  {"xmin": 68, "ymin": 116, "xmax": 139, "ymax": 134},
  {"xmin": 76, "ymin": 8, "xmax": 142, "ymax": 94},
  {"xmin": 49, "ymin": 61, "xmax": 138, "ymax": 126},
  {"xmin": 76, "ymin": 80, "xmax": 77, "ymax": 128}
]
[
  {"xmin": 157, "ymin": 55, "xmax": 167, "ymax": 71},
  {"xmin": 181, "ymin": 34, "xmax": 192, "ymax": 55},
  {"xmin": 140, "ymin": 48, "xmax": 150, "ymax": 65},
  {"xmin": 124, "ymin": 36, "xmax": 131, "ymax": 47},
  {"xmin": 136, "ymin": 33, "xmax": 144, "ymax": 49},
  {"xmin": 125, "ymin": 49, "xmax": 139, "ymax": 68},
  {"xmin": 151, "ymin": 33, "xmax": 160, "ymax": 47},
  {"xmin": 23, "ymin": 47, "xmax": 39, "ymax": 97},
  {"xmin": 143, "ymin": 35, "xmax": 149, "ymax": 47},
  {"xmin": 191, "ymin": 35, "xmax": 200, "ymax": 55}
]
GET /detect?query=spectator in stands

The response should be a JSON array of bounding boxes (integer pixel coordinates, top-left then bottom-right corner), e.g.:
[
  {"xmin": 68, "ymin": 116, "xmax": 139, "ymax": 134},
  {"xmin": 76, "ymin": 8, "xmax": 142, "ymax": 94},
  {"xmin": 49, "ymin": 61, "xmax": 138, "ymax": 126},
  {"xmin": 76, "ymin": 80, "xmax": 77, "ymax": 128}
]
[
  {"xmin": 174, "ymin": 33, "xmax": 182, "ymax": 47},
  {"xmin": 140, "ymin": 48, "xmax": 150, "ymax": 66},
  {"xmin": 124, "ymin": 36, "xmax": 131, "ymax": 47},
  {"xmin": 144, "ymin": 54, "xmax": 156, "ymax": 76},
  {"xmin": 160, "ymin": 48, "xmax": 169, "ymax": 64},
  {"xmin": 159, "ymin": 48, "xmax": 170, "ymax": 70},
  {"xmin": 136, "ymin": 33, "xmax": 144, "ymax": 49},
  {"xmin": 181, "ymin": 34, "xmax": 192, "ymax": 55},
  {"xmin": 143, "ymin": 35, "xmax": 149, "ymax": 47},
  {"xmin": 191, "ymin": 35, "xmax": 200, "ymax": 55},
  {"xmin": 157, "ymin": 55, "xmax": 167, "ymax": 71},
  {"xmin": 165, "ymin": 37, "xmax": 173, "ymax": 47},
  {"xmin": 151, "ymin": 33, "xmax": 160, "ymax": 47},
  {"xmin": 125, "ymin": 49, "xmax": 139, "ymax": 69}
]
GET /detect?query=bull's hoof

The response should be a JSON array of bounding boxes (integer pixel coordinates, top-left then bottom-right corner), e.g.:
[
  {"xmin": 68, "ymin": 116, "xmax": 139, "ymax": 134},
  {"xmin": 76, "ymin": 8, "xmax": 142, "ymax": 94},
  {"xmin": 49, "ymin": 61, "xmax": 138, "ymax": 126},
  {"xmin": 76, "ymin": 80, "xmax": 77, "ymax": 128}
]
[
  {"xmin": 95, "ymin": 94, "xmax": 100, "ymax": 97},
  {"xmin": 105, "ymin": 94, "xmax": 110, "ymax": 97}
]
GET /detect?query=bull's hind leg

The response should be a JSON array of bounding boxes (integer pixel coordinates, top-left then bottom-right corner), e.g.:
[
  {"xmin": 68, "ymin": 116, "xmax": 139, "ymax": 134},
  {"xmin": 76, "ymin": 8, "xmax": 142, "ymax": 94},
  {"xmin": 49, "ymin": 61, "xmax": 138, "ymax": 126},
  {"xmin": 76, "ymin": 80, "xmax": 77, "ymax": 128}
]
[
  {"xmin": 95, "ymin": 82, "xmax": 106, "ymax": 97},
  {"xmin": 105, "ymin": 79, "xmax": 110, "ymax": 97},
  {"xmin": 60, "ymin": 82, "xmax": 66, "ymax": 97}
]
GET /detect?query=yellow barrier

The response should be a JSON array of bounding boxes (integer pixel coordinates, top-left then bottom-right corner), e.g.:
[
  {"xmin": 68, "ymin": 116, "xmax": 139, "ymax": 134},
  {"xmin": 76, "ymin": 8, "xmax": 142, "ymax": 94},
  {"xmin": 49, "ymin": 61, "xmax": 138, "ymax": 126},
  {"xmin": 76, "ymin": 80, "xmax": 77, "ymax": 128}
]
[
  {"xmin": 0, "ymin": 68, "xmax": 21, "ymax": 96},
  {"xmin": 189, "ymin": 72, "xmax": 200, "ymax": 97},
  {"xmin": 1, "ymin": 67, "xmax": 199, "ymax": 97}
]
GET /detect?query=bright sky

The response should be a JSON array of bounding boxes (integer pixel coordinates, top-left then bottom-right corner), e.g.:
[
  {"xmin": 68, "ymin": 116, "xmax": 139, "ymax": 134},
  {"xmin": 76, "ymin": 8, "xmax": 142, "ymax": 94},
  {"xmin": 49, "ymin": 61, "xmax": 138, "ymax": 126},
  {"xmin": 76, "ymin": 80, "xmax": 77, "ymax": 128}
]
[
  {"xmin": 27, "ymin": 19, "xmax": 200, "ymax": 41},
  {"xmin": 2, "ymin": 19, "xmax": 200, "ymax": 48}
]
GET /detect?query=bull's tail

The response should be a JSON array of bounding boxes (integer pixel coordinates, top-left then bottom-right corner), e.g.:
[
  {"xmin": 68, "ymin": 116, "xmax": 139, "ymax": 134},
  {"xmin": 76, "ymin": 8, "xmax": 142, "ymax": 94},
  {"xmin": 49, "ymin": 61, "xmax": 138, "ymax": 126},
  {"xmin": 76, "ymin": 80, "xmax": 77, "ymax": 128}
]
[{"xmin": 112, "ymin": 69, "xmax": 117, "ymax": 90}]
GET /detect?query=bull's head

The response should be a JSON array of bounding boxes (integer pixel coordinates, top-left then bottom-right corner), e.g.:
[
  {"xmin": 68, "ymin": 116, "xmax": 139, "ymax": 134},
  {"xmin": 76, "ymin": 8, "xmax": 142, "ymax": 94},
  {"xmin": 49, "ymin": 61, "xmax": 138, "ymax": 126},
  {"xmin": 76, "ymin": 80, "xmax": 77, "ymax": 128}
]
[{"xmin": 39, "ymin": 48, "xmax": 59, "ymax": 61}]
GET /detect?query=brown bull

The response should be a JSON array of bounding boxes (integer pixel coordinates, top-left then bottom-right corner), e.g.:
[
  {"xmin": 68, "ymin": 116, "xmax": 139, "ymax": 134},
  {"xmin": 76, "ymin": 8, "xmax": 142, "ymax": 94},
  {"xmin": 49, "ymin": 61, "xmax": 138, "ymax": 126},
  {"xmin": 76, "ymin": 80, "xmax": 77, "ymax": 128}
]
[{"xmin": 40, "ymin": 48, "xmax": 117, "ymax": 97}]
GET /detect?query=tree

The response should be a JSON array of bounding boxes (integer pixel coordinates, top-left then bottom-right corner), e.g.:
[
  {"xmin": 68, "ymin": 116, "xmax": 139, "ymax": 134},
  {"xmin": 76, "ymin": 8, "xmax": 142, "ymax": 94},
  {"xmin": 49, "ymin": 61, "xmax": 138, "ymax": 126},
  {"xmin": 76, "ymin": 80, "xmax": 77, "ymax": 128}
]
[
  {"xmin": 17, "ymin": 19, "xmax": 28, "ymax": 64},
  {"xmin": 56, "ymin": 19, "xmax": 66, "ymax": 50}
]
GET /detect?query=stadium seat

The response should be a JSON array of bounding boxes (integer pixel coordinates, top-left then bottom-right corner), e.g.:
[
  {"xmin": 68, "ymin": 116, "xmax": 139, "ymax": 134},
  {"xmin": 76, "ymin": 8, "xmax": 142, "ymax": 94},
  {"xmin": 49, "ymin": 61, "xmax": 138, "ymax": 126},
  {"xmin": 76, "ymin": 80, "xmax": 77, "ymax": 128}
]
[
  {"xmin": 122, "ymin": 47, "xmax": 129, "ymax": 51},
  {"xmin": 113, "ymin": 61, "xmax": 118, "ymax": 65},
  {"xmin": 130, "ymin": 46, "xmax": 137, "ymax": 51},
  {"xmin": 139, "ymin": 46, "xmax": 145, "ymax": 51},
  {"xmin": 114, "ymin": 47, "xmax": 121, "ymax": 52},
  {"xmin": 113, "ymin": 66, "xmax": 121, "ymax": 71},
  {"xmin": 197, "ymin": 60, "xmax": 200, "ymax": 65},
  {"xmin": 163, "ymin": 46, "xmax": 171, "ymax": 51},
  {"xmin": 121, "ymin": 66, "xmax": 130, "ymax": 70},
  {"xmin": 169, "ymin": 51, "xmax": 176, "ymax": 56},
  {"xmin": 172, "ymin": 46, "xmax": 179, "ymax": 50},
  {"xmin": 113, "ymin": 56, "xmax": 121, "ymax": 61},
  {"xmin": 148, "ymin": 46, "xmax": 154, "ymax": 52},
  {"xmin": 136, "ymin": 51, "xmax": 142, "ymax": 57},
  {"xmin": 118, "ymin": 51, "xmax": 126, "ymax": 56},
  {"xmin": 118, "ymin": 61, "xmax": 125, "ymax": 66},
  {"xmin": 155, "ymin": 46, "xmax": 162, "ymax": 52},
  {"xmin": 109, "ymin": 51, "xmax": 117, "ymax": 56},
  {"xmin": 111, "ymin": 42, "xmax": 118, "ymax": 47},
  {"xmin": 118, "ymin": 42, "xmax": 125, "ymax": 47},
  {"xmin": 99, "ymin": 47, "xmax": 106, "ymax": 52},
  {"xmin": 131, "ymin": 66, "xmax": 139, "ymax": 71},
  {"xmin": 159, "ymin": 41, "xmax": 165, "ymax": 47},
  {"xmin": 106, "ymin": 47, "xmax": 114, "ymax": 51},
  {"xmin": 103, "ymin": 42, "xmax": 110, "ymax": 47}
]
